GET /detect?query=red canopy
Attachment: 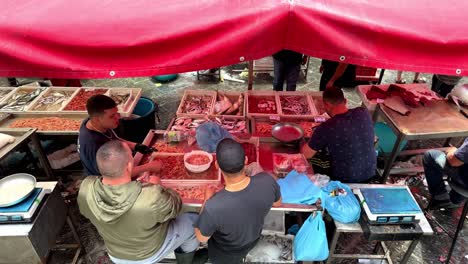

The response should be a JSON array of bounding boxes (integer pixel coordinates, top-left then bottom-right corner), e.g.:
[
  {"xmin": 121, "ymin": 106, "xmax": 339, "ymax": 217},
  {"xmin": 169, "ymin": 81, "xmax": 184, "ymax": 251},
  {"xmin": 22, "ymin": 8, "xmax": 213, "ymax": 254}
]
[{"xmin": 0, "ymin": 0, "xmax": 466, "ymax": 78}]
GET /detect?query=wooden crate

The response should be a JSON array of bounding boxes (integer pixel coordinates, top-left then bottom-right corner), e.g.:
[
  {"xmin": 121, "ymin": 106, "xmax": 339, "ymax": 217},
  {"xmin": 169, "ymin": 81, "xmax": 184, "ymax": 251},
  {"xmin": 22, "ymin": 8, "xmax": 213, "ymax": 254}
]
[
  {"xmin": 250, "ymin": 117, "xmax": 319, "ymax": 140},
  {"xmin": 246, "ymin": 90, "xmax": 280, "ymax": 118},
  {"xmin": 0, "ymin": 87, "xmax": 17, "ymax": 104},
  {"xmin": 61, "ymin": 87, "xmax": 109, "ymax": 113},
  {"xmin": 106, "ymin": 88, "xmax": 142, "ymax": 117},
  {"xmin": 277, "ymin": 91, "xmax": 316, "ymax": 119},
  {"xmin": 211, "ymin": 91, "xmax": 246, "ymax": 118},
  {"xmin": 176, "ymin": 89, "xmax": 216, "ymax": 118},
  {"xmin": 26, "ymin": 87, "xmax": 79, "ymax": 112},
  {"xmin": 307, "ymin": 91, "xmax": 326, "ymax": 116},
  {"xmin": 0, "ymin": 87, "xmax": 47, "ymax": 112}
]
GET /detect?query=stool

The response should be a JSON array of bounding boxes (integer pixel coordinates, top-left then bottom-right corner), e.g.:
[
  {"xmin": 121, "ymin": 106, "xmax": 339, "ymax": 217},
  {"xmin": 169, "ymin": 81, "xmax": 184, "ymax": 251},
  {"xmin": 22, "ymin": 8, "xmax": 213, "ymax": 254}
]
[{"xmin": 445, "ymin": 180, "xmax": 468, "ymax": 264}]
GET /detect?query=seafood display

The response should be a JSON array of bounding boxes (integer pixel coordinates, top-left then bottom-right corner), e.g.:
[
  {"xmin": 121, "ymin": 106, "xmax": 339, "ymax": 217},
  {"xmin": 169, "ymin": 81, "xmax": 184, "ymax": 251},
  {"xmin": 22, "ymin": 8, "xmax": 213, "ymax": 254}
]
[
  {"xmin": 255, "ymin": 122, "xmax": 273, "ymax": 137},
  {"xmin": 248, "ymin": 96, "xmax": 277, "ymax": 114},
  {"xmin": 170, "ymin": 117, "xmax": 247, "ymax": 135},
  {"xmin": 30, "ymin": 90, "xmax": 75, "ymax": 111},
  {"xmin": 279, "ymin": 95, "xmax": 311, "ymax": 115},
  {"xmin": 311, "ymin": 95, "xmax": 326, "ymax": 115},
  {"xmin": 151, "ymin": 142, "xmax": 184, "ymax": 153},
  {"xmin": 0, "ymin": 88, "xmax": 45, "ymax": 111},
  {"xmin": 214, "ymin": 117, "xmax": 248, "ymax": 135},
  {"xmin": 167, "ymin": 184, "xmax": 224, "ymax": 201},
  {"xmin": 273, "ymin": 153, "xmax": 309, "ymax": 174},
  {"xmin": 186, "ymin": 154, "xmax": 211, "ymax": 165},
  {"xmin": 214, "ymin": 92, "xmax": 244, "ymax": 116},
  {"xmin": 241, "ymin": 143, "xmax": 257, "ymax": 164},
  {"xmin": 64, "ymin": 89, "xmax": 108, "ymax": 111},
  {"xmin": 8, "ymin": 117, "xmax": 81, "ymax": 131},
  {"xmin": 170, "ymin": 117, "xmax": 207, "ymax": 132},
  {"xmin": 109, "ymin": 92, "xmax": 131, "ymax": 111},
  {"xmin": 180, "ymin": 94, "xmax": 213, "ymax": 115},
  {"xmin": 143, "ymin": 156, "xmax": 219, "ymax": 181}
]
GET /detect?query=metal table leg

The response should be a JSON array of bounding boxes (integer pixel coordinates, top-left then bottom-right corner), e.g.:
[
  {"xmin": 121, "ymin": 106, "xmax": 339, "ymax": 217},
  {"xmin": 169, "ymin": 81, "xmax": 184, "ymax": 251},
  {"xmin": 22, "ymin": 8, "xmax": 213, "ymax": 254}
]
[
  {"xmin": 378, "ymin": 69, "xmax": 386, "ymax": 84},
  {"xmin": 248, "ymin": 61, "xmax": 254, "ymax": 90},
  {"xmin": 30, "ymin": 133, "xmax": 55, "ymax": 180},
  {"xmin": 400, "ymin": 239, "xmax": 419, "ymax": 264},
  {"xmin": 325, "ymin": 229, "xmax": 340, "ymax": 264},
  {"xmin": 381, "ymin": 132, "xmax": 406, "ymax": 183}
]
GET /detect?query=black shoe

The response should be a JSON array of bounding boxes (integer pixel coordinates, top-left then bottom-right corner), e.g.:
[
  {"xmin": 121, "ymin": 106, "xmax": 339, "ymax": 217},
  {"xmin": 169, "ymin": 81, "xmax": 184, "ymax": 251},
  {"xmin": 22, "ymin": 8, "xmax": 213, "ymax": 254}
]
[
  {"xmin": 192, "ymin": 248, "xmax": 208, "ymax": 264},
  {"xmin": 175, "ymin": 248, "xmax": 208, "ymax": 264}
]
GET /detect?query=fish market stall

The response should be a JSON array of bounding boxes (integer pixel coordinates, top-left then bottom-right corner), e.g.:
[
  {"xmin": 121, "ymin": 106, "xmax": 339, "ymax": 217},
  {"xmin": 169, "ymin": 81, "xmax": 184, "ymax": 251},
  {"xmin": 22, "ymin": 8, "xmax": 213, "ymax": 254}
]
[
  {"xmin": 0, "ymin": 87, "xmax": 46, "ymax": 112},
  {"xmin": 0, "ymin": 128, "xmax": 54, "ymax": 179},
  {"xmin": 0, "ymin": 113, "xmax": 86, "ymax": 136}
]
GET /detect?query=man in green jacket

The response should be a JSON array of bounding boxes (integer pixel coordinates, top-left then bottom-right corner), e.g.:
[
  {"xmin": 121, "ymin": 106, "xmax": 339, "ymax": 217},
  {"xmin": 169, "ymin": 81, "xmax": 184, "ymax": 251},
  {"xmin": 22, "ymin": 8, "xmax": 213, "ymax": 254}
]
[{"xmin": 78, "ymin": 140, "xmax": 205, "ymax": 263}]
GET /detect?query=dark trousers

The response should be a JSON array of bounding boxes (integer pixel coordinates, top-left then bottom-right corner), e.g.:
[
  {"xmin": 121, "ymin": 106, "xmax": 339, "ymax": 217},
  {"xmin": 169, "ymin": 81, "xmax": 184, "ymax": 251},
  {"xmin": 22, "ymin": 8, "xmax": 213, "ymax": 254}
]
[
  {"xmin": 423, "ymin": 150, "xmax": 467, "ymax": 203},
  {"xmin": 431, "ymin": 75, "xmax": 456, "ymax": 98},
  {"xmin": 273, "ymin": 59, "xmax": 301, "ymax": 91}
]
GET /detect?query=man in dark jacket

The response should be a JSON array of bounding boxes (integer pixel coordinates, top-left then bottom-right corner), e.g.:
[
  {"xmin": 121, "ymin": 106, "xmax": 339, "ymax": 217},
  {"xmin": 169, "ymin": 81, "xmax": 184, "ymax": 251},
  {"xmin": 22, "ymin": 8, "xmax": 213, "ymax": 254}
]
[{"xmin": 273, "ymin": 50, "xmax": 306, "ymax": 91}]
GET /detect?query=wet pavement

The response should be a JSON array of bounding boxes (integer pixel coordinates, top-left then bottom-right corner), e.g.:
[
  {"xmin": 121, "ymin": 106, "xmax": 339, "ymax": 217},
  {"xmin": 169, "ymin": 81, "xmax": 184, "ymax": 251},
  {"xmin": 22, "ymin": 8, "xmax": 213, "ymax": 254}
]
[{"xmin": 2, "ymin": 58, "xmax": 467, "ymax": 263}]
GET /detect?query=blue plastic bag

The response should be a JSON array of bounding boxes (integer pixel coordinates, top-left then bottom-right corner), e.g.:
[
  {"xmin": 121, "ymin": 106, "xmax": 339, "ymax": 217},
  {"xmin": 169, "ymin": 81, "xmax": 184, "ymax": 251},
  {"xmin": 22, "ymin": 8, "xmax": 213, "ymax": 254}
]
[
  {"xmin": 294, "ymin": 211, "xmax": 329, "ymax": 261},
  {"xmin": 196, "ymin": 122, "xmax": 232, "ymax": 153},
  {"xmin": 322, "ymin": 181, "xmax": 361, "ymax": 223},
  {"xmin": 277, "ymin": 170, "xmax": 322, "ymax": 205}
]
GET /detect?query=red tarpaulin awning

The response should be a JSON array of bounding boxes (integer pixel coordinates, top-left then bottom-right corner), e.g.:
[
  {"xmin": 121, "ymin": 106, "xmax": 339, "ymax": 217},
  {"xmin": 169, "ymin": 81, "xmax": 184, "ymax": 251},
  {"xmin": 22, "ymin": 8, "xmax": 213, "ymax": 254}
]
[{"xmin": 0, "ymin": 0, "xmax": 466, "ymax": 78}]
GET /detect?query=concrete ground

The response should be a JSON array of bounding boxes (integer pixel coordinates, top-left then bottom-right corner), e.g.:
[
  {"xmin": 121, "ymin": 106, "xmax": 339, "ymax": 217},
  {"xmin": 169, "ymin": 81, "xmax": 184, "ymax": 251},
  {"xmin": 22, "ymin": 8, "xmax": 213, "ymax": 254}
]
[{"xmin": 4, "ymin": 58, "xmax": 467, "ymax": 263}]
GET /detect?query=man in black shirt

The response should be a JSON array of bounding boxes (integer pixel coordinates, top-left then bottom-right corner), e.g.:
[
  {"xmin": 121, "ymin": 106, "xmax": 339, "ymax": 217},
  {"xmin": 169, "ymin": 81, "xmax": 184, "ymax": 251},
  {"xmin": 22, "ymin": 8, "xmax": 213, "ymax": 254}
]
[
  {"xmin": 320, "ymin": 59, "xmax": 356, "ymax": 91},
  {"xmin": 272, "ymin": 50, "xmax": 306, "ymax": 91},
  {"xmin": 78, "ymin": 95, "xmax": 161, "ymax": 176},
  {"xmin": 194, "ymin": 139, "xmax": 282, "ymax": 264}
]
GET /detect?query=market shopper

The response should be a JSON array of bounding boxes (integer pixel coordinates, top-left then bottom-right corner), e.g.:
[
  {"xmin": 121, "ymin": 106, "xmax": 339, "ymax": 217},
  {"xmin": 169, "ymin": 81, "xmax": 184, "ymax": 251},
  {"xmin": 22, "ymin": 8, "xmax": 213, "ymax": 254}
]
[
  {"xmin": 78, "ymin": 141, "xmax": 207, "ymax": 264},
  {"xmin": 194, "ymin": 138, "xmax": 282, "ymax": 264},
  {"xmin": 301, "ymin": 88, "xmax": 376, "ymax": 183},
  {"xmin": 431, "ymin": 74, "xmax": 463, "ymax": 98},
  {"xmin": 423, "ymin": 138, "xmax": 468, "ymax": 209},
  {"xmin": 78, "ymin": 94, "xmax": 161, "ymax": 176},
  {"xmin": 273, "ymin": 50, "xmax": 306, "ymax": 91},
  {"xmin": 319, "ymin": 59, "xmax": 356, "ymax": 91}
]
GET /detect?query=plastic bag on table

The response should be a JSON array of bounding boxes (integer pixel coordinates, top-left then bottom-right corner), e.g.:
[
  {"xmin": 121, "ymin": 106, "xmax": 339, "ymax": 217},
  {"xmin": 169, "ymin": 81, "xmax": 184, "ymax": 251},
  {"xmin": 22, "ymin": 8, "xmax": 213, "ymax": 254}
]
[
  {"xmin": 277, "ymin": 170, "xmax": 321, "ymax": 205},
  {"xmin": 321, "ymin": 181, "xmax": 361, "ymax": 224},
  {"xmin": 293, "ymin": 211, "xmax": 329, "ymax": 261},
  {"xmin": 196, "ymin": 122, "xmax": 232, "ymax": 153}
]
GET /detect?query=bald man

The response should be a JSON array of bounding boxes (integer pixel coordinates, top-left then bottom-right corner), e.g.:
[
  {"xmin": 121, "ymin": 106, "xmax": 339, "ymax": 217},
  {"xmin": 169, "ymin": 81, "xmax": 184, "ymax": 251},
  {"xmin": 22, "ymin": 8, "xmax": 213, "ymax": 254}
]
[{"xmin": 78, "ymin": 141, "xmax": 207, "ymax": 264}]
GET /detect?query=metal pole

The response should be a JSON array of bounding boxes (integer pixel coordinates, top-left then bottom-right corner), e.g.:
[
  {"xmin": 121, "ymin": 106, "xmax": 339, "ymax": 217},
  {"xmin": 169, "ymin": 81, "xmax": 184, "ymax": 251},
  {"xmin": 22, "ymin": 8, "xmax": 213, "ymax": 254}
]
[
  {"xmin": 378, "ymin": 69, "xmax": 386, "ymax": 84},
  {"xmin": 400, "ymin": 239, "xmax": 419, "ymax": 264},
  {"xmin": 248, "ymin": 60, "xmax": 254, "ymax": 90}
]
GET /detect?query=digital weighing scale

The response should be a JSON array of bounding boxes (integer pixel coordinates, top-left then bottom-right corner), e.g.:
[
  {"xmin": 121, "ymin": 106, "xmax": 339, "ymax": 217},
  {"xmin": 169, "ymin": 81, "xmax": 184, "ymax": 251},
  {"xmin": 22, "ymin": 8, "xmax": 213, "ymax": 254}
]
[
  {"xmin": 0, "ymin": 188, "xmax": 46, "ymax": 223},
  {"xmin": 355, "ymin": 187, "xmax": 422, "ymax": 225}
]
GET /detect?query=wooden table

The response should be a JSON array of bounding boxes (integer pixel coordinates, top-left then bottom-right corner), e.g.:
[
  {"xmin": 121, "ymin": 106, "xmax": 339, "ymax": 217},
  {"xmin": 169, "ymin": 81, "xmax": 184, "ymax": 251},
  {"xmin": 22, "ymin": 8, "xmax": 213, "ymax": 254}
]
[{"xmin": 374, "ymin": 100, "xmax": 468, "ymax": 182}]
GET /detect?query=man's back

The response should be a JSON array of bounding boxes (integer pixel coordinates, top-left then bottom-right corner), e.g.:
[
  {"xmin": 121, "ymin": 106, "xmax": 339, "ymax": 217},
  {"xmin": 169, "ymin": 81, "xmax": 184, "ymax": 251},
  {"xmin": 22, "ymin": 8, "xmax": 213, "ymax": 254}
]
[
  {"xmin": 196, "ymin": 173, "xmax": 280, "ymax": 258},
  {"xmin": 77, "ymin": 177, "xmax": 181, "ymax": 261},
  {"xmin": 309, "ymin": 107, "xmax": 375, "ymax": 182}
]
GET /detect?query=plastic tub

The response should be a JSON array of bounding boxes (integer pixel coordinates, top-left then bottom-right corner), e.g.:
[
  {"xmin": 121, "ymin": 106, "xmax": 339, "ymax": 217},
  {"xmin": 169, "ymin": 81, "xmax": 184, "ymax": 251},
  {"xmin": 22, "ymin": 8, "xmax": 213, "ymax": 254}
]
[{"xmin": 117, "ymin": 97, "xmax": 156, "ymax": 143}]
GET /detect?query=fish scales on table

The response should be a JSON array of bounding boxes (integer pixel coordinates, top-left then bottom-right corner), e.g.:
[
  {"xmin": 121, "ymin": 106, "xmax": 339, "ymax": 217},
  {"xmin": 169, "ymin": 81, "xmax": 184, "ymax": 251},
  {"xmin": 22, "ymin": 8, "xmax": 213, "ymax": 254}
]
[
  {"xmin": 31, "ymin": 91, "xmax": 74, "ymax": 111},
  {"xmin": 0, "ymin": 88, "xmax": 45, "ymax": 111},
  {"xmin": 280, "ymin": 95, "xmax": 311, "ymax": 115},
  {"xmin": 181, "ymin": 95, "xmax": 213, "ymax": 115}
]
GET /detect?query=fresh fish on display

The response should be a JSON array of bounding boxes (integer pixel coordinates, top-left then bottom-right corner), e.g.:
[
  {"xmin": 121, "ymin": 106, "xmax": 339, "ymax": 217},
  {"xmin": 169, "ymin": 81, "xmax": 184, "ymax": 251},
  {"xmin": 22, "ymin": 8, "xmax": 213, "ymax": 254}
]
[
  {"xmin": 214, "ymin": 117, "xmax": 247, "ymax": 134},
  {"xmin": 280, "ymin": 95, "xmax": 311, "ymax": 115},
  {"xmin": 0, "ymin": 88, "xmax": 45, "ymax": 111},
  {"xmin": 110, "ymin": 93, "xmax": 131, "ymax": 110},
  {"xmin": 31, "ymin": 91, "xmax": 74, "ymax": 111},
  {"xmin": 0, "ymin": 90, "xmax": 12, "ymax": 101},
  {"xmin": 181, "ymin": 95, "xmax": 213, "ymax": 115}
]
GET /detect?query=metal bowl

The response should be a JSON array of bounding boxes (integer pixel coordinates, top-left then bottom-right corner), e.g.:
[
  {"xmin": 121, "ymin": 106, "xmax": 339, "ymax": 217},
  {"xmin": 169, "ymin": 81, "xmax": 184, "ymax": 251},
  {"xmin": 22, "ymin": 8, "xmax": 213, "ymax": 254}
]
[
  {"xmin": 0, "ymin": 173, "xmax": 36, "ymax": 207},
  {"xmin": 271, "ymin": 123, "xmax": 304, "ymax": 144}
]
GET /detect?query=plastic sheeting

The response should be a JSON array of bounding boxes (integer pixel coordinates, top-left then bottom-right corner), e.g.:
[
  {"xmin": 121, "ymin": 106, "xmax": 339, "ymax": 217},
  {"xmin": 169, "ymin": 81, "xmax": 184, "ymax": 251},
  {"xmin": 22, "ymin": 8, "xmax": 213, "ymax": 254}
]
[{"xmin": 0, "ymin": 0, "xmax": 466, "ymax": 78}]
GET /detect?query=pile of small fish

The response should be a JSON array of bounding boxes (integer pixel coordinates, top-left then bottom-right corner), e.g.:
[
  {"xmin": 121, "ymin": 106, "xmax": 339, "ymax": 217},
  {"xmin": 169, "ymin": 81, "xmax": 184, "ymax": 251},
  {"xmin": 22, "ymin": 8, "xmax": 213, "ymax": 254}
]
[
  {"xmin": 213, "ymin": 117, "xmax": 247, "ymax": 134},
  {"xmin": 180, "ymin": 95, "xmax": 213, "ymax": 115},
  {"xmin": 170, "ymin": 117, "xmax": 207, "ymax": 132},
  {"xmin": 8, "ymin": 117, "xmax": 81, "ymax": 131},
  {"xmin": 170, "ymin": 117, "xmax": 247, "ymax": 135},
  {"xmin": 0, "ymin": 88, "xmax": 44, "ymax": 111},
  {"xmin": 248, "ymin": 96, "xmax": 277, "ymax": 114},
  {"xmin": 109, "ymin": 92, "xmax": 131, "ymax": 110},
  {"xmin": 64, "ymin": 89, "xmax": 108, "ymax": 111},
  {"xmin": 31, "ymin": 90, "xmax": 74, "ymax": 111},
  {"xmin": 280, "ymin": 95, "xmax": 311, "ymax": 115},
  {"xmin": 214, "ymin": 92, "xmax": 244, "ymax": 116}
]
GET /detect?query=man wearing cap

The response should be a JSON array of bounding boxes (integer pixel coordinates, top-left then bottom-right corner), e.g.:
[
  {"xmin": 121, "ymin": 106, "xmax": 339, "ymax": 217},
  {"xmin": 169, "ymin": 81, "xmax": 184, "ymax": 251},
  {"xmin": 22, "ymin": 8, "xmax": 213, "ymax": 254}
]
[
  {"xmin": 78, "ymin": 94, "xmax": 161, "ymax": 176},
  {"xmin": 194, "ymin": 138, "xmax": 282, "ymax": 264}
]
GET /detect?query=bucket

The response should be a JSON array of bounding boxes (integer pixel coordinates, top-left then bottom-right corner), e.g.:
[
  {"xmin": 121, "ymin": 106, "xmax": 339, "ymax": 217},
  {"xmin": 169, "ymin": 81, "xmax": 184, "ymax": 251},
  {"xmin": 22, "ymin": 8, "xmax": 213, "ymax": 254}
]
[
  {"xmin": 117, "ymin": 97, "xmax": 156, "ymax": 143},
  {"xmin": 374, "ymin": 122, "xmax": 407, "ymax": 155}
]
